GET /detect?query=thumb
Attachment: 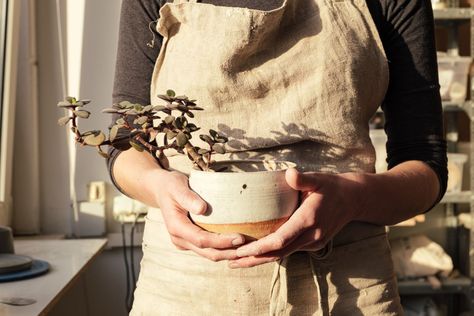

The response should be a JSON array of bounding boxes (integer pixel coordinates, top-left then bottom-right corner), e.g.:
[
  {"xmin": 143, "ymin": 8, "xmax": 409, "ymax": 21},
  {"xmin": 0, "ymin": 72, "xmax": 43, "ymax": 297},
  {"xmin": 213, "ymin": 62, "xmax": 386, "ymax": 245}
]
[
  {"xmin": 174, "ymin": 187, "xmax": 208, "ymax": 215},
  {"xmin": 285, "ymin": 168, "xmax": 321, "ymax": 191}
]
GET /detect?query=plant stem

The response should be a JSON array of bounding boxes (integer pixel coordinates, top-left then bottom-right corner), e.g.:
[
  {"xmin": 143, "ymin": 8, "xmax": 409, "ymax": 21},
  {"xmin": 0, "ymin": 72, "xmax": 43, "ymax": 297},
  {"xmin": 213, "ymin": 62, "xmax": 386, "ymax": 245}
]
[
  {"xmin": 184, "ymin": 143, "xmax": 208, "ymax": 171},
  {"xmin": 135, "ymin": 134, "xmax": 165, "ymax": 169}
]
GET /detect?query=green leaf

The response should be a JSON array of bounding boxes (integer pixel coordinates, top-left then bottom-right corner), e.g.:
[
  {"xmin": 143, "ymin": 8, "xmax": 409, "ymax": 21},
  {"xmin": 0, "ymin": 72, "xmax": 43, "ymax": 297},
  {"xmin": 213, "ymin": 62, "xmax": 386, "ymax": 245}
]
[
  {"xmin": 66, "ymin": 96, "xmax": 77, "ymax": 104},
  {"xmin": 134, "ymin": 116, "xmax": 148, "ymax": 125},
  {"xmin": 149, "ymin": 133, "xmax": 157, "ymax": 142},
  {"xmin": 185, "ymin": 111, "xmax": 195, "ymax": 118},
  {"xmin": 116, "ymin": 118, "xmax": 125, "ymax": 125},
  {"xmin": 153, "ymin": 105, "xmax": 167, "ymax": 112},
  {"xmin": 102, "ymin": 108, "xmax": 118, "ymax": 113},
  {"xmin": 174, "ymin": 116, "xmax": 187, "ymax": 129},
  {"xmin": 109, "ymin": 125, "xmax": 119, "ymax": 142},
  {"xmin": 198, "ymin": 148, "xmax": 210, "ymax": 155},
  {"xmin": 187, "ymin": 123, "xmax": 200, "ymax": 132},
  {"xmin": 143, "ymin": 105, "xmax": 153, "ymax": 112},
  {"xmin": 83, "ymin": 132, "xmax": 106, "ymax": 146},
  {"xmin": 168, "ymin": 103, "xmax": 179, "ymax": 110},
  {"xmin": 166, "ymin": 89, "xmax": 176, "ymax": 97},
  {"xmin": 166, "ymin": 130, "xmax": 177, "ymax": 140},
  {"xmin": 80, "ymin": 99, "xmax": 91, "ymax": 105},
  {"xmin": 164, "ymin": 115, "xmax": 175, "ymax": 124},
  {"xmin": 119, "ymin": 101, "xmax": 133, "ymax": 108},
  {"xmin": 209, "ymin": 129, "xmax": 218, "ymax": 139},
  {"xmin": 214, "ymin": 135, "xmax": 228, "ymax": 143},
  {"xmin": 74, "ymin": 110, "xmax": 91, "ymax": 119},
  {"xmin": 57, "ymin": 101, "xmax": 73, "ymax": 108},
  {"xmin": 129, "ymin": 140, "xmax": 144, "ymax": 152},
  {"xmin": 157, "ymin": 94, "xmax": 172, "ymax": 102},
  {"xmin": 187, "ymin": 106, "xmax": 204, "ymax": 111},
  {"xmin": 199, "ymin": 134, "xmax": 213, "ymax": 144},
  {"xmin": 212, "ymin": 143, "xmax": 225, "ymax": 154},
  {"xmin": 176, "ymin": 131, "xmax": 188, "ymax": 147},
  {"xmin": 58, "ymin": 116, "xmax": 71, "ymax": 126},
  {"xmin": 98, "ymin": 149, "xmax": 109, "ymax": 158}
]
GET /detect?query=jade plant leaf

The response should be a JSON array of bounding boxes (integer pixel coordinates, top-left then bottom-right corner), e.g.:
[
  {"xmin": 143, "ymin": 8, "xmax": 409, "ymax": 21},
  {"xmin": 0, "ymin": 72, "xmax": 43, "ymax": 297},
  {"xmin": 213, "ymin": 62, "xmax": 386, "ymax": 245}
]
[
  {"xmin": 129, "ymin": 140, "xmax": 144, "ymax": 152},
  {"xmin": 74, "ymin": 110, "xmax": 91, "ymax": 119},
  {"xmin": 57, "ymin": 101, "xmax": 74, "ymax": 108},
  {"xmin": 102, "ymin": 108, "xmax": 119, "ymax": 114},
  {"xmin": 199, "ymin": 134, "xmax": 213, "ymax": 144},
  {"xmin": 134, "ymin": 116, "xmax": 148, "ymax": 125},
  {"xmin": 58, "ymin": 116, "xmax": 71, "ymax": 126},
  {"xmin": 166, "ymin": 89, "xmax": 176, "ymax": 97},
  {"xmin": 176, "ymin": 131, "xmax": 188, "ymax": 147},
  {"xmin": 164, "ymin": 115, "xmax": 175, "ymax": 124},
  {"xmin": 84, "ymin": 132, "xmax": 106, "ymax": 146},
  {"xmin": 166, "ymin": 130, "xmax": 177, "ymax": 140},
  {"xmin": 109, "ymin": 125, "xmax": 119, "ymax": 142}
]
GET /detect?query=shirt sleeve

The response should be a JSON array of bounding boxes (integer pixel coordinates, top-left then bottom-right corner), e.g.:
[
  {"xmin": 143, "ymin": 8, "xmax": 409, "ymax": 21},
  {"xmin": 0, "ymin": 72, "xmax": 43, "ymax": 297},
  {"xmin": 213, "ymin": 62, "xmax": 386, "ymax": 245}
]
[
  {"xmin": 367, "ymin": 0, "xmax": 448, "ymax": 210},
  {"xmin": 106, "ymin": 0, "xmax": 164, "ymax": 193}
]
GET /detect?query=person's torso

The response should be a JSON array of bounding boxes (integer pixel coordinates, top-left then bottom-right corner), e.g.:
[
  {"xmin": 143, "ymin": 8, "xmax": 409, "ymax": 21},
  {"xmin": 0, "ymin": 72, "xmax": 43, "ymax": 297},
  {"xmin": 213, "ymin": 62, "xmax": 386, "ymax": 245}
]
[{"xmin": 151, "ymin": 0, "xmax": 389, "ymax": 174}]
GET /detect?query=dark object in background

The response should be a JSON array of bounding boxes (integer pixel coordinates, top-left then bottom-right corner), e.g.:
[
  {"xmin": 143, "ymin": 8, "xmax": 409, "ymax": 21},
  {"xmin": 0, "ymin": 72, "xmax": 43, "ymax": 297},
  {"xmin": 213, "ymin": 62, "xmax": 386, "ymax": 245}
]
[{"xmin": 0, "ymin": 225, "xmax": 49, "ymax": 282}]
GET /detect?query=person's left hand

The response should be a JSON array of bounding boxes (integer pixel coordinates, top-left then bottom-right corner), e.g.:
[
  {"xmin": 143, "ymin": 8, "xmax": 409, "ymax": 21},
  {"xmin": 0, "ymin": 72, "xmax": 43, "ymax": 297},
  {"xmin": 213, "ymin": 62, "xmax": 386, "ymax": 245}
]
[{"xmin": 228, "ymin": 168, "xmax": 365, "ymax": 268}]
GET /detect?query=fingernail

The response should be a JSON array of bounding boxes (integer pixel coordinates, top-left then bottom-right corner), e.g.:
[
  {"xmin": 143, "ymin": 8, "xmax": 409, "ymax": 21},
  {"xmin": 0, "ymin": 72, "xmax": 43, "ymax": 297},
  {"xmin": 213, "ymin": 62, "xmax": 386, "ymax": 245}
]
[
  {"xmin": 232, "ymin": 236, "xmax": 245, "ymax": 246},
  {"xmin": 228, "ymin": 261, "xmax": 239, "ymax": 269}
]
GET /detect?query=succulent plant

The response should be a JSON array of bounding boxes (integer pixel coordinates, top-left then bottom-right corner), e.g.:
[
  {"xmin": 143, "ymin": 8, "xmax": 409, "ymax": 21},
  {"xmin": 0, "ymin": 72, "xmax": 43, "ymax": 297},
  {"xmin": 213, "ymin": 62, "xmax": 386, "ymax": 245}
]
[{"xmin": 57, "ymin": 90, "xmax": 228, "ymax": 171}]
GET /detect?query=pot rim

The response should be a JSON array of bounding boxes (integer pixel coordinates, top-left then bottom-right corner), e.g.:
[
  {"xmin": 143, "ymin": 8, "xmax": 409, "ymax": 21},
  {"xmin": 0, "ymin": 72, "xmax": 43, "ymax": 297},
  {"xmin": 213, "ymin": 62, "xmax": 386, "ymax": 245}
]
[{"xmin": 190, "ymin": 159, "xmax": 297, "ymax": 174}]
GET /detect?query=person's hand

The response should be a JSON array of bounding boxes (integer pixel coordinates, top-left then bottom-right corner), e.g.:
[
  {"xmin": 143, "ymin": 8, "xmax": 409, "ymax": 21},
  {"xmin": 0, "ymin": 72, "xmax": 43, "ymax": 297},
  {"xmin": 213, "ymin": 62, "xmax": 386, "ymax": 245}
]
[
  {"xmin": 228, "ymin": 168, "xmax": 364, "ymax": 268},
  {"xmin": 148, "ymin": 169, "xmax": 246, "ymax": 261}
]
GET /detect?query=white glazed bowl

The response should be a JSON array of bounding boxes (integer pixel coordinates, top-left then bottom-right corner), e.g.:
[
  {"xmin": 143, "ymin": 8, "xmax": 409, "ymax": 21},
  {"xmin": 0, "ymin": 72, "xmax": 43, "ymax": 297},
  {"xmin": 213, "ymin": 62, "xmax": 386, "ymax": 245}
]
[{"xmin": 188, "ymin": 160, "xmax": 298, "ymax": 240}]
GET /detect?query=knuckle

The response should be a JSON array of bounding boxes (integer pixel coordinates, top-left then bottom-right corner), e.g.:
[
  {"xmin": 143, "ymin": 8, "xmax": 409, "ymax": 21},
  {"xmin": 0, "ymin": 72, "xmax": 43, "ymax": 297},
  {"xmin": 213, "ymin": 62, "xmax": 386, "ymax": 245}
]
[
  {"xmin": 303, "ymin": 216, "xmax": 316, "ymax": 228},
  {"xmin": 166, "ymin": 221, "xmax": 180, "ymax": 236},
  {"xmin": 169, "ymin": 236, "xmax": 183, "ymax": 249},
  {"xmin": 193, "ymin": 234, "xmax": 207, "ymax": 248},
  {"xmin": 273, "ymin": 235, "xmax": 286, "ymax": 249},
  {"xmin": 207, "ymin": 252, "xmax": 221, "ymax": 262}
]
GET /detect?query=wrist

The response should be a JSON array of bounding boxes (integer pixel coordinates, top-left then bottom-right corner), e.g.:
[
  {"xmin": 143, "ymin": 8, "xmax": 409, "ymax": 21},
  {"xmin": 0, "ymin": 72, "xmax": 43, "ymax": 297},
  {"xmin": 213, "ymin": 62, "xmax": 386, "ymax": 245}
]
[{"xmin": 340, "ymin": 171, "xmax": 372, "ymax": 222}]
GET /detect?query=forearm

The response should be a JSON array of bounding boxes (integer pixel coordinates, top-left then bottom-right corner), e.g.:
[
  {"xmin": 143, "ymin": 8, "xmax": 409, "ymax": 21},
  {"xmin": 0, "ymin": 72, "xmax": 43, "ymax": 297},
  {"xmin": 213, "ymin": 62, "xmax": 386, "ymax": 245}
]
[
  {"xmin": 353, "ymin": 160, "xmax": 440, "ymax": 226},
  {"xmin": 113, "ymin": 149, "xmax": 168, "ymax": 208}
]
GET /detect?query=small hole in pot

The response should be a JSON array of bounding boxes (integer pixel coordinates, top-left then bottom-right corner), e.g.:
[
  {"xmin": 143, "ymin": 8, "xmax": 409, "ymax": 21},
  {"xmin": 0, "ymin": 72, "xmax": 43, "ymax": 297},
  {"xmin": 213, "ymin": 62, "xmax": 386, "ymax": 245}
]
[{"xmin": 242, "ymin": 184, "xmax": 247, "ymax": 189}]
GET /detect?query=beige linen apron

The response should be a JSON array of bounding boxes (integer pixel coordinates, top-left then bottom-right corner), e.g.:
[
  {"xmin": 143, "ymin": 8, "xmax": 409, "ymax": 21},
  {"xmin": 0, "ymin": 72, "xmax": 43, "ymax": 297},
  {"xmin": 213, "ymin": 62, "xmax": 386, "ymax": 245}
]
[{"xmin": 131, "ymin": 0, "xmax": 403, "ymax": 315}]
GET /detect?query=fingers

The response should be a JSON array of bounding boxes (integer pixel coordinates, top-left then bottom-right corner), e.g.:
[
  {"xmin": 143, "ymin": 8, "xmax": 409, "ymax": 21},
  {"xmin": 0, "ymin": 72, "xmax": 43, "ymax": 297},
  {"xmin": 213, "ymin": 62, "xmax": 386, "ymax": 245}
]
[
  {"xmin": 171, "ymin": 236, "xmax": 240, "ymax": 261},
  {"xmin": 165, "ymin": 208, "xmax": 245, "ymax": 249},
  {"xmin": 170, "ymin": 174, "xmax": 208, "ymax": 215},
  {"xmin": 235, "ymin": 193, "xmax": 321, "ymax": 257},
  {"xmin": 229, "ymin": 228, "xmax": 328, "ymax": 268},
  {"xmin": 286, "ymin": 168, "xmax": 324, "ymax": 192}
]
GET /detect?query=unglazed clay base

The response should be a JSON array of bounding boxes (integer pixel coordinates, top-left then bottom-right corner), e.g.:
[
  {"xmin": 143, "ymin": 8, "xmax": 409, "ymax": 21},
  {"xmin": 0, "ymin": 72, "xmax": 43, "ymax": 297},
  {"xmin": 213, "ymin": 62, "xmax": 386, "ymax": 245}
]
[{"xmin": 194, "ymin": 216, "xmax": 290, "ymax": 240}]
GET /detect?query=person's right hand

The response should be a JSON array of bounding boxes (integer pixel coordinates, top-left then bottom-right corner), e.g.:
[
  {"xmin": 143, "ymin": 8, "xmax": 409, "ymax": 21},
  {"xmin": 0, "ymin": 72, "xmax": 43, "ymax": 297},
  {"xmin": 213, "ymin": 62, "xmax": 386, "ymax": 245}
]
[{"xmin": 147, "ymin": 169, "xmax": 246, "ymax": 262}]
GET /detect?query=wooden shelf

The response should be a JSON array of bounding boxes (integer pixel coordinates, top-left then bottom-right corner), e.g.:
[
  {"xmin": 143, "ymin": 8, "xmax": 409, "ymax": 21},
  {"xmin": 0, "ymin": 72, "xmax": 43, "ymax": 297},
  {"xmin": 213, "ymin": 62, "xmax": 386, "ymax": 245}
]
[
  {"xmin": 398, "ymin": 276, "xmax": 471, "ymax": 295},
  {"xmin": 440, "ymin": 191, "xmax": 472, "ymax": 204},
  {"xmin": 434, "ymin": 8, "xmax": 472, "ymax": 20}
]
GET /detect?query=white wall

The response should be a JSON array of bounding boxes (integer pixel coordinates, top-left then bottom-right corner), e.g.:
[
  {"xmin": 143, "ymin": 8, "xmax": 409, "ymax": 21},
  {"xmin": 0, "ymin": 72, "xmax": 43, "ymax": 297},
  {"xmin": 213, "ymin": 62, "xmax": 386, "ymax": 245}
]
[
  {"xmin": 27, "ymin": 0, "xmax": 123, "ymax": 235},
  {"xmin": 12, "ymin": 1, "xmax": 145, "ymax": 314}
]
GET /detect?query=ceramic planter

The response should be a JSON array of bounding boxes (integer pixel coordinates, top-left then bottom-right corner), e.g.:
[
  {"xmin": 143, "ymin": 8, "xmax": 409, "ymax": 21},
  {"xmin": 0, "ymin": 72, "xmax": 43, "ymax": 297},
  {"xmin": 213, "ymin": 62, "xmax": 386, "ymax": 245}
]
[{"xmin": 188, "ymin": 160, "xmax": 298, "ymax": 240}]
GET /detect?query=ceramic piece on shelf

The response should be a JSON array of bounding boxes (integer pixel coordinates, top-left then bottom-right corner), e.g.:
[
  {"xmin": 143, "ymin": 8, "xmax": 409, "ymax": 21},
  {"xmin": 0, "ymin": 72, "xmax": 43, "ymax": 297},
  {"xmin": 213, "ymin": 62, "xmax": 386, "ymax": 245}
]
[{"xmin": 0, "ymin": 226, "xmax": 14, "ymax": 254}]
